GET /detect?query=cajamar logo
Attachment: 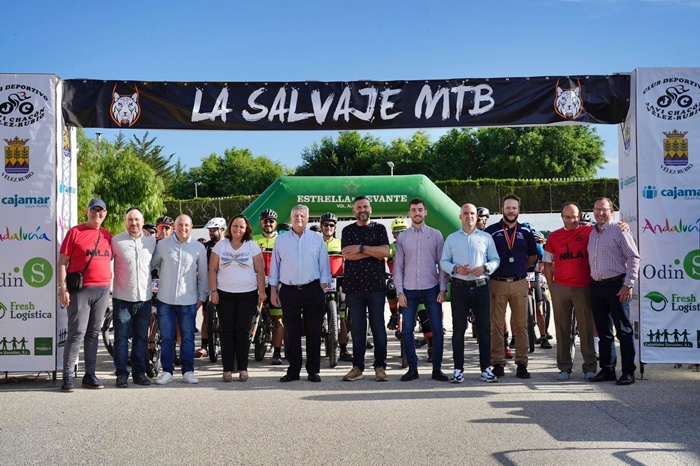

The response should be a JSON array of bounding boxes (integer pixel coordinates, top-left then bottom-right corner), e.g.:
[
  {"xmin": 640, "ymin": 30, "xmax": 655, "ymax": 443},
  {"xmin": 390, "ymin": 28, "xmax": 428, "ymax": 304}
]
[
  {"xmin": 110, "ymin": 84, "xmax": 141, "ymax": 127},
  {"xmin": 554, "ymin": 80, "xmax": 583, "ymax": 120}
]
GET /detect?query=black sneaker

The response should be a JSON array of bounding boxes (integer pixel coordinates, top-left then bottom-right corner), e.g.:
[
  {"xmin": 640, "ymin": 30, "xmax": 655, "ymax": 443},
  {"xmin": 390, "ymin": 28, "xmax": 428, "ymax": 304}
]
[
  {"xmin": 492, "ymin": 364, "xmax": 505, "ymax": 377},
  {"xmin": 339, "ymin": 352, "xmax": 354, "ymax": 362},
  {"xmin": 427, "ymin": 349, "xmax": 434, "ymax": 363},
  {"xmin": 387, "ymin": 315, "xmax": 398, "ymax": 330},
  {"xmin": 133, "ymin": 375, "xmax": 152, "ymax": 386},
  {"xmin": 431, "ymin": 370, "xmax": 449, "ymax": 381},
  {"xmin": 540, "ymin": 338, "xmax": 552, "ymax": 349},
  {"xmin": 60, "ymin": 377, "xmax": 75, "ymax": 393},
  {"xmin": 82, "ymin": 374, "xmax": 105, "ymax": 389},
  {"xmin": 516, "ymin": 363, "xmax": 531, "ymax": 379},
  {"xmin": 116, "ymin": 375, "xmax": 129, "ymax": 388},
  {"xmin": 366, "ymin": 341, "xmax": 374, "ymax": 349}
]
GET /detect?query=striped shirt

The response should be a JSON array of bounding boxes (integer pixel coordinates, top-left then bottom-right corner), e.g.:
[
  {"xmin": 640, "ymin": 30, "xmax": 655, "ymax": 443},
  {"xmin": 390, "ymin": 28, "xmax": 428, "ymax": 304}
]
[
  {"xmin": 394, "ymin": 224, "xmax": 449, "ymax": 294},
  {"xmin": 587, "ymin": 220, "xmax": 640, "ymax": 287}
]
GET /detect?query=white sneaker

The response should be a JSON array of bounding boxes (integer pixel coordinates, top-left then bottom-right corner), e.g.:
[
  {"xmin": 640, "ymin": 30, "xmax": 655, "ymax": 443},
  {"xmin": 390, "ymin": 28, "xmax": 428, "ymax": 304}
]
[
  {"xmin": 556, "ymin": 371, "xmax": 571, "ymax": 381},
  {"xmin": 450, "ymin": 369, "xmax": 464, "ymax": 383},
  {"xmin": 480, "ymin": 367, "xmax": 498, "ymax": 383},
  {"xmin": 155, "ymin": 372, "xmax": 173, "ymax": 385},
  {"xmin": 183, "ymin": 371, "xmax": 199, "ymax": 384}
]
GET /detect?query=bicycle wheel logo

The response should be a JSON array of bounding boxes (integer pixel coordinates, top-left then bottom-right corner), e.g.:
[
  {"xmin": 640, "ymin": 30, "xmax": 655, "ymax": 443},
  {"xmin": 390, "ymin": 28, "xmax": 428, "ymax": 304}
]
[{"xmin": 643, "ymin": 77, "xmax": 700, "ymax": 121}]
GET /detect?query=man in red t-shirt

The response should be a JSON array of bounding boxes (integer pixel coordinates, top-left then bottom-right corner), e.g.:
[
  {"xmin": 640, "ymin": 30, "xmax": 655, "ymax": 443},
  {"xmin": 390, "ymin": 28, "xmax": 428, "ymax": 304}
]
[
  {"xmin": 57, "ymin": 198, "xmax": 113, "ymax": 392},
  {"xmin": 543, "ymin": 202, "xmax": 597, "ymax": 382}
]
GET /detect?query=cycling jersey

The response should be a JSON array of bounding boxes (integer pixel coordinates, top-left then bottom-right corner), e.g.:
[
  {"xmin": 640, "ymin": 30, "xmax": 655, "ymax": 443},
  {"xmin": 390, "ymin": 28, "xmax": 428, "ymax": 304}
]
[
  {"xmin": 325, "ymin": 237, "xmax": 344, "ymax": 276},
  {"xmin": 387, "ymin": 242, "xmax": 396, "ymax": 274},
  {"xmin": 253, "ymin": 233, "xmax": 277, "ymax": 277}
]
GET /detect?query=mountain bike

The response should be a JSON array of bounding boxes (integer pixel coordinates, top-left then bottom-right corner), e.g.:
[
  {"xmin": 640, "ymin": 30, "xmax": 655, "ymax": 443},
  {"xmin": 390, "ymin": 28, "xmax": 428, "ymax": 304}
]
[{"xmin": 322, "ymin": 277, "xmax": 341, "ymax": 368}]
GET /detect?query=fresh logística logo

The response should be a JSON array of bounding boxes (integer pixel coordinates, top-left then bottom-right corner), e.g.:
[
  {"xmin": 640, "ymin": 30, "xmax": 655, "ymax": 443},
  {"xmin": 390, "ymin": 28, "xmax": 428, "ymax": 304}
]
[
  {"xmin": 645, "ymin": 291, "xmax": 699, "ymax": 313},
  {"xmin": 0, "ymin": 300, "xmax": 52, "ymax": 321}
]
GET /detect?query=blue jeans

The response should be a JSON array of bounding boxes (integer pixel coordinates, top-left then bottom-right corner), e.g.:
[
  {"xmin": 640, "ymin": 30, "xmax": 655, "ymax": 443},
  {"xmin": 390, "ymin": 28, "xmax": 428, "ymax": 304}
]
[
  {"xmin": 112, "ymin": 298, "xmax": 152, "ymax": 378},
  {"xmin": 156, "ymin": 300, "xmax": 197, "ymax": 374},
  {"xmin": 402, "ymin": 285, "xmax": 444, "ymax": 370},
  {"xmin": 347, "ymin": 290, "xmax": 387, "ymax": 371},
  {"xmin": 451, "ymin": 282, "xmax": 491, "ymax": 372}
]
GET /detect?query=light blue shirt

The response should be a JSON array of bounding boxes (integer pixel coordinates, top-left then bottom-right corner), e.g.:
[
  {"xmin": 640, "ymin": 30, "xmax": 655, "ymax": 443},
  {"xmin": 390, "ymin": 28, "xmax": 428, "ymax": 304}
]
[
  {"xmin": 440, "ymin": 228, "xmax": 500, "ymax": 280},
  {"xmin": 150, "ymin": 234, "xmax": 208, "ymax": 305},
  {"xmin": 269, "ymin": 228, "xmax": 331, "ymax": 287}
]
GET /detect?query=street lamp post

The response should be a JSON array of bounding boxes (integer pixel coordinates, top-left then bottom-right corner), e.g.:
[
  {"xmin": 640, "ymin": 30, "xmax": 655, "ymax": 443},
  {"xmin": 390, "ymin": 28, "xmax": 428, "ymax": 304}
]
[
  {"xmin": 194, "ymin": 182, "xmax": 201, "ymax": 198},
  {"xmin": 387, "ymin": 161, "xmax": 394, "ymax": 176}
]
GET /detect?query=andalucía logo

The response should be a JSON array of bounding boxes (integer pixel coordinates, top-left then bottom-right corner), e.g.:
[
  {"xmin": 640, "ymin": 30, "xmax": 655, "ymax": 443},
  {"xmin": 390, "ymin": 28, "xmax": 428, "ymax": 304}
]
[
  {"xmin": 644, "ymin": 290, "xmax": 699, "ymax": 313},
  {"xmin": 0, "ymin": 225, "xmax": 51, "ymax": 242},
  {"xmin": 3, "ymin": 136, "xmax": 34, "ymax": 182},
  {"xmin": 0, "ymin": 84, "xmax": 48, "ymax": 127},
  {"xmin": 661, "ymin": 130, "xmax": 692, "ymax": 174},
  {"xmin": 643, "ymin": 77, "xmax": 700, "ymax": 120},
  {"xmin": 641, "ymin": 217, "xmax": 700, "ymax": 234},
  {"xmin": 641, "ymin": 185, "xmax": 700, "ymax": 201}
]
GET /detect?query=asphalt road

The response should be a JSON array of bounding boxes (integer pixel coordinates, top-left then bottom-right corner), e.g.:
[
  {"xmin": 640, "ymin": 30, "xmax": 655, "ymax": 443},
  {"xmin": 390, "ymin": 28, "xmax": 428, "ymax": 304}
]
[{"xmin": 2, "ymin": 309, "xmax": 699, "ymax": 466}]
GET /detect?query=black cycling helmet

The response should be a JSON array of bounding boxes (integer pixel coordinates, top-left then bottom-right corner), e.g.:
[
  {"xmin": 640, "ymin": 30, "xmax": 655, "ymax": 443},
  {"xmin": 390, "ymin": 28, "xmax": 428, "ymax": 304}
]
[
  {"xmin": 143, "ymin": 223, "xmax": 157, "ymax": 234},
  {"xmin": 580, "ymin": 212, "xmax": 592, "ymax": 223},
  {"xmin": 477, "ymin": 207, "xmax": 490, "ymax": 218},
  {"xmin": 309, "ymin": 224, "xmax": 322, "ymax": 233},
  {"xmin": 156, "ymin": 215, "xmax": 174, "ymax": 225},
  {"xmin": 260, "ymin": 209, "xmax": 278, "ymax": 220},
  {"xmin": 320, "ymin": 212, "xmax": 337, "ymax": 224}
]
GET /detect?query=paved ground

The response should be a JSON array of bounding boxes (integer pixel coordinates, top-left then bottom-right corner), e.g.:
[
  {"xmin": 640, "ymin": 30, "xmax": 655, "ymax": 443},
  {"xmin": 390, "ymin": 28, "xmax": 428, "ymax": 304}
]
[{"xmin": 2, "ymin": 309, "xmax": 699, "ymax": 466}]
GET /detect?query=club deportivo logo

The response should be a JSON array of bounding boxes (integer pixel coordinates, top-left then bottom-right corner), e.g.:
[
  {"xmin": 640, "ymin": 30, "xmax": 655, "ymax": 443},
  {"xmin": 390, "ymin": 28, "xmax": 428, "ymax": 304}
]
[
  {"xmin": 110, "ymin": 84, "xmax": 141, "ymax": 127},
  {"xmin": 645, "ymin": 290, "xmax": 699, "ymax": 312},
  {"xmin": 554, "ymin": 80, "xmax": 583, "ymax": 120},
  {"xmin": 643, "ymin": 77, "xmax": 700, "ymax": 120},
  {"xmin": 660, "ymin": 130, "xmax": 692, "ymax": 174},
  {"xmin": 0, "ymin": 84, "xmax": 48, "ymax": 127},
  {"xmin": 641, "ymin": 185, "xmax": 700, "ymax": 201},
  {"xmin": 2, "ymin": 136, "xmax": 34, "ymax": 182}
]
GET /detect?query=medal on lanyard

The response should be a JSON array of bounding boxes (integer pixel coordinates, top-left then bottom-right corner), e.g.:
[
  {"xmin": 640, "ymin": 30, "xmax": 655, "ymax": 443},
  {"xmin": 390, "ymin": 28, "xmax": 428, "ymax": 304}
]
[{"xmin": 503, "ymin": 222, "xmax": 517, "ymax": 263}]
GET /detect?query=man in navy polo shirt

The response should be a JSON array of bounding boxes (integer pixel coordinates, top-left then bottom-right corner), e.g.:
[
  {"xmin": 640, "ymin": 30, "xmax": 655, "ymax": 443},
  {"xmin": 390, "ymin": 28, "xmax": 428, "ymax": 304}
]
[{"xmin": 484, "ymin": 194, "xmax": 538, "ymax": 379}]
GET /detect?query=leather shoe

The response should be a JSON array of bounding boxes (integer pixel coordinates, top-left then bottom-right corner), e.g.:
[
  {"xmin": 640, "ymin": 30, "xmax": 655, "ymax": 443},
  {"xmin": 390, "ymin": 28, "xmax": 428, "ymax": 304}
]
[
  {"xmin": 616, "ymin": 373, "xmax": 635, "ymax": 385},
  {"xmin": 592, "ymin": 369, "xmax": 617, "ymax": 382},
  {"xmin": 400, "ymin": 369, "xmax": 419, "ymax": 381},
  {"xmin": 307, "ymin": 373, "xmax": 321, "ymax": 383},
  {"xmin": 279, "ymin": 373, "xmax": 300, "ymax": 382},
  {"xmin": 133, "ymin": 375, "xmax": 151, "ymax": 386},
  {"xmin": 431, "ymin": 370, "xmax": 449, "ymax": 381}
]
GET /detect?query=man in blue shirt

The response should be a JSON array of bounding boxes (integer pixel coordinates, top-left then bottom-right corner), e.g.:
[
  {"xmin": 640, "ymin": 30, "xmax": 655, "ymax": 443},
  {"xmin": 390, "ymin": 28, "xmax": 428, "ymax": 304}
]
[
  {"xmin": 270, "ymin": 205, "xmax": 331, "ymax": 382},
  {"xmin": 441, "ymin": 204, "xmax": 501, "ymax": 383},
  {"xmin": 484, "ymin": 194, "xmax": 538, "ymax": 379}
]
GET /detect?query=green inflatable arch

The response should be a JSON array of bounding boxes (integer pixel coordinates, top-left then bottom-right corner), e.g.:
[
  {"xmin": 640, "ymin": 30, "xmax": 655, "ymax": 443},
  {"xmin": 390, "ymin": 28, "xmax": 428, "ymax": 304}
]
[{"xmin": 244, "ymin": 175, "xmax": 462, "ymax": 237}]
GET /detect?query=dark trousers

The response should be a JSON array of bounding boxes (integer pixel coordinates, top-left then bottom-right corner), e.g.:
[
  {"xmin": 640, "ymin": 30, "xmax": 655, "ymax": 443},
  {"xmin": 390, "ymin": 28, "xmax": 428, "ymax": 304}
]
[
  {"xmin": 451, "ymin": 282, "xmax": 491, "ymax": 372},
  {"xmin": 590, "ymin": 278, "xmax": 636, "ymax": 375},
  {"xmin": 279, "ymin": 281, "xmax": 325, "ymax": 376},
  {"xmin": 217, "ymin": 289, "xmax": 258, "ymax": 372}
]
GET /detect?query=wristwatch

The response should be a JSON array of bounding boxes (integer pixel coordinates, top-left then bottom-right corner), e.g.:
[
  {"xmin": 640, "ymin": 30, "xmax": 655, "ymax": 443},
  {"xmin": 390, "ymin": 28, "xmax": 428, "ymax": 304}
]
[
  {"xmin": 484, "ymin": 264, "xmax": 490, "ymax": 273},
  {"xmin": 359, "ymin": 245, "xmax": 365, "ymax": 253}
]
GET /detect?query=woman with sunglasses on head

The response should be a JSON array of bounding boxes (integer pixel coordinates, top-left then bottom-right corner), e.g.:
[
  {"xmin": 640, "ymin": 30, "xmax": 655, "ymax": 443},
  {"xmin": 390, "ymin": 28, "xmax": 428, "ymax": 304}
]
[{"xmin": 209, "ymin": 215, "xmax": 266, "ymax": 382}]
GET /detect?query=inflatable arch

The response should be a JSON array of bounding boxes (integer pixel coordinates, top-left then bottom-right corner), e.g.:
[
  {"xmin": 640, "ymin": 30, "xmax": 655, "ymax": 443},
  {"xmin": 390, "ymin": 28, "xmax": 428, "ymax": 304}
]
[{"xmin": 243, "ymin": 175, "xmax": 461, "ymax": 237}]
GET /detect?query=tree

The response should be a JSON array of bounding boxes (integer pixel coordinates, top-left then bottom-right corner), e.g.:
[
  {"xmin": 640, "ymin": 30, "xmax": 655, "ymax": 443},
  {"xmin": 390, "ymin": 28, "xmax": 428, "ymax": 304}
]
[
  {"xmin": 295, "ymin": 132, "xmax": 388, "ymax": 176},
  {"xmin": 74, "ymin": 129, "xmax": 166, "ymax": 232},
  {"xmin": 129, "ymin": 131, "xmax": 176, "ymax": 190}
]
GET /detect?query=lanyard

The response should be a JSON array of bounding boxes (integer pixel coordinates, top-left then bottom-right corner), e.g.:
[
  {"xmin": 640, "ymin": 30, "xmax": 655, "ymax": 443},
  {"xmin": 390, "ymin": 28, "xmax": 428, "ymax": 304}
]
[{"xmin": 502, "ymin": 221, "xmax": 517, "ymax": 255}]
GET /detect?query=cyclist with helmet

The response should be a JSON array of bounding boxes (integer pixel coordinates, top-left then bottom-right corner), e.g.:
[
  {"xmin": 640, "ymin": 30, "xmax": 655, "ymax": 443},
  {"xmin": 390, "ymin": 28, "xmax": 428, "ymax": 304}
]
[
  {"xmin": 579, "ymin": 212, "xmax": 592, "ymax": 227},
  {"xmin": 522, "ymin": 222, "xmax": 552, "ymax": 350},
  {"xmin": 320, "ymin": 212, "xmax": 352, "ymax": 362},
  {"xmin": 143, "ymin": 223, "xmax": 158, "ymax": 237},
  {"xmin": 155, "ymin": 216, "xmax": 174, "ymax": 241},
  {"xmin": 253, "ymin": 209, "xmax": 285, "ymax": 364},
  {"xmin": 476, "ymin": 207, "xmax": 490, "ymax": 231},
  {"xmin": 195, "ymin": 217, "xmax": 227, "ymax": 358}
]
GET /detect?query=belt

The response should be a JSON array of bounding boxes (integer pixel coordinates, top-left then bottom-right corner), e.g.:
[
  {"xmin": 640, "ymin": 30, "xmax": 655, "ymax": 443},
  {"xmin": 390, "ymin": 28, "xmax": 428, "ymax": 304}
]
[
  {"xmin": 452, "ymin": 277, "xmax": 488, "ymax": 288},
  {"xmin": 594, "ymin": 274, "xmax": 625, "ymax": 285},
  {"xmin": 282, "ymin": 279, "xmax": 320, "ymax": 290},
  {"xmin": 491, "ymin": 276, "xmax": 526, "ymax": 282}
]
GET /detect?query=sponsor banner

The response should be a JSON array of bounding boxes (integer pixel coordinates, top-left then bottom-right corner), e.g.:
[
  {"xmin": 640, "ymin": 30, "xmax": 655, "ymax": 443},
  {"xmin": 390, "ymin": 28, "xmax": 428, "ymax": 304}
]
[
  {"xmin": 0, "ymin": 74, "xmax": 57, "ymax": 372},
  {"xmin": 62, "ymin": 76, "xmax": 630, "ymax": 131},
  {"xmin": 636, "ymin": 67, "xmax": 700, "ymax": 363},
  {"xmin": 618, "ymin": 74, "xmax": 641, "ymax": 363}
]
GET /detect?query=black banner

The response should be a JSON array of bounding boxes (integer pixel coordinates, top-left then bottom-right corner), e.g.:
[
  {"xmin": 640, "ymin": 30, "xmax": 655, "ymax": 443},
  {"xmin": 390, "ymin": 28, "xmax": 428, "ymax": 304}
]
[{"xmin": 61, "ymin": 75, "xmax": 630, "ymax": 131}]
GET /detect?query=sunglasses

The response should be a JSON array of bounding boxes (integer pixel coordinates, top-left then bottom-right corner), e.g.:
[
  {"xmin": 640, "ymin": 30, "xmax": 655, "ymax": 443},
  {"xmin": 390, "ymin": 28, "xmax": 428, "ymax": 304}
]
[
  {"xmin": 263, "ymin": 219, "xmax": 276, "ymax": 224},
  {"xmin": 392, "ymin": 229, "xmax": 406, "ymax": 234},
  {"xmin": 158, "ymin": 224, "xmax": 173, "ymax": 230},
  {"xmin": 322, "ymin": 223, "xmax": 336, "ymax": 228}
]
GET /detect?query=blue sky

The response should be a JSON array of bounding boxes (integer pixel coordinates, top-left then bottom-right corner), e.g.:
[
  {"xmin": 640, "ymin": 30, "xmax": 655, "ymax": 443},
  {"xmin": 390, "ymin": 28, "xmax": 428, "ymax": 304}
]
[{"xmin": 4, "ymin": 0, "xmax": 699, "ymax": 178}]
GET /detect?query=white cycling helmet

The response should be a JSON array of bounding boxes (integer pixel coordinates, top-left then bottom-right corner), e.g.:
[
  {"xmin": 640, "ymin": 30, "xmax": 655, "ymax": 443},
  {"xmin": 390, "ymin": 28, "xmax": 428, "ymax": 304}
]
[{"xmin": 204, "ymin": 217, "xmax": 227, "ymax": 229}]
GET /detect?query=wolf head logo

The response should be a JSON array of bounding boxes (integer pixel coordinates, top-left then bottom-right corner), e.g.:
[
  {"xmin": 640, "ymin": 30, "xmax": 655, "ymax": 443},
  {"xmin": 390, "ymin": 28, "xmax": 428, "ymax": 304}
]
[{"xmin": 554, "ymin": 80, "xmax": 583, "ymax": 120}]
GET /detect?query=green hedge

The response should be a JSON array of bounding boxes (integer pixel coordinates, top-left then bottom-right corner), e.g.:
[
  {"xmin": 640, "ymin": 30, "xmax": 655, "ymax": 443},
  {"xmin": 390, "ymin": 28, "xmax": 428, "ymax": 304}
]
[{"xmin": 165, "ymin": 178, "xmax": 619, "ymax": 226}]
